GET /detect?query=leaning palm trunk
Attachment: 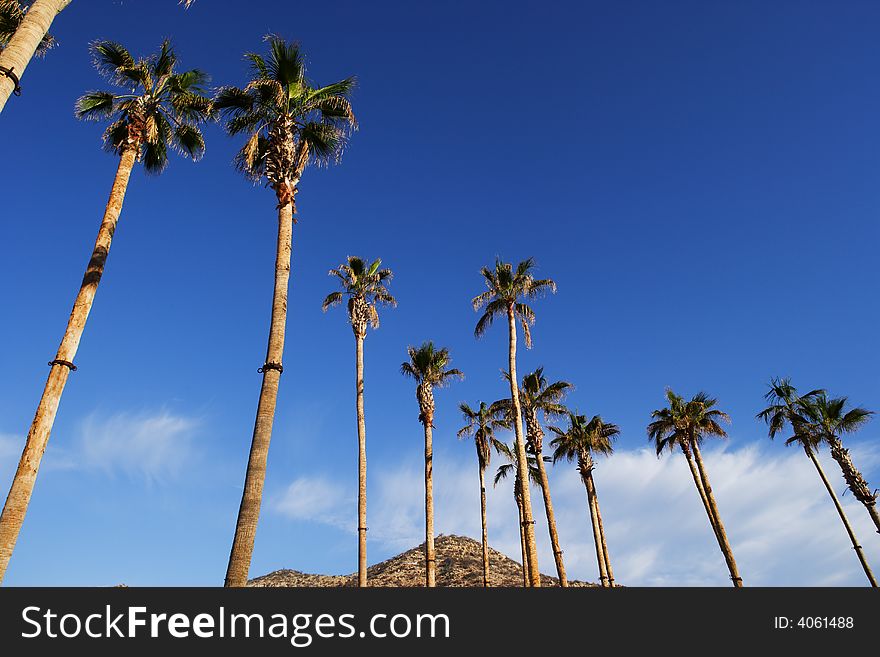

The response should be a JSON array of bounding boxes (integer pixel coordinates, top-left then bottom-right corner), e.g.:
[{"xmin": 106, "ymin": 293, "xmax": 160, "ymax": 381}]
[
  {"xmin": 478, "ymin": 464, "xmax": 490, "ymax": 587},
  {"xmin": 224, "ymin": 192, "xmax": 294, "ymax": 588},
  {"xmin": 0, "ymin": 0, "xmax": 69, "ymax": 113},
  {"xmin": 506, "ymin": 307, "xmax": 540, "ymax": 586},
  {"xmin": 804, "ymin": 445, "xmax": 877, "ymax": 587},
  {"xmin": 533, "ymin": 449, "xmax": 567, "ymax": 586},
  {"xmin": 514, "ymin": 483, "xmax": 530, "ymax": 587},
  {"xmin": 579, "ymin": 466, "xmax": 609, "ymax": 587},
  {"xmin": 355, "ymin": 332, "xmax": 368, "ymax": 586},
  {"xmin": 680, "ymin": 445, "xmax": 741, "ymax": 587},
  {"xmin": 422, "ymin": 418, "xmax": 436, "ymax": 587},
  {"xmin": 826, "ymin": 437, "xmax": 880, "ymax": 535},
  {"xmin": 691, "ymin": 442, "xmax": 743, "ymax": 587},
  {"xmin": 589, "ymin": 472, "xmax": 614, "ymax": 586},
  {"xmin": 0, "ymin": 144, "xmax": 136, "ymax": 584}
]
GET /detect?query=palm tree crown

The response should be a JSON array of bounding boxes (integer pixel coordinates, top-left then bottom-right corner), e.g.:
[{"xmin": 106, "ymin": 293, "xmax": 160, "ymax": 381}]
[
  {"xmin": 550, "ymin": 411, "xmax": 620, "ymax": 468},
  {"xmin": 322, "ymin": 257, "xmax": 396, "ymax": 336},
  {"xmin": 75, "ymin": 40, "xmax": 213, "ymax": 173},
  {"xmin": 400, "ymin": 342, "xmax": 463, "ymax": 425},
  {"xmin": 214, "ymin": 36, "xmax": 356, "ymax": 208},
  {"xmin": 493, "ymin": 442, "xmax": 546, "ymax": 487},
  {"xmin": 799, "ymin": 393, "xmax": 873, "ymax": 444},
  {"xmin": 458, "ymin": 401, "xmax": 509, "ymax": 471},
  {"xmin": 472, "ymin": 258, "xmax": 556, "ymax": 347},
  {"xmin": 647, "ymin": 389, "xmax": 730, "ymax": 455},
  {"xmin": 756, "ymin": 378, "xmax": 825, "ymax": 447},
  {"xmin": 0, "ymin": 1, "xmax": 54, "ymax": 55},
  {"xmin": 498, "ymin": 367, "xmax": 571, "ymax": 452}
]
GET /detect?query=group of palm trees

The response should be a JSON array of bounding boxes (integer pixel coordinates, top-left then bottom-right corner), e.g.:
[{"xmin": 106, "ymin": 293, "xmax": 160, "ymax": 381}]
[
  {"xmin": 0, "ymin": 3, "xmax": 878, "ymax": 590},
  {"xmin": 0, "ymin": 12, "xmax": 362, "ymax": 586}
]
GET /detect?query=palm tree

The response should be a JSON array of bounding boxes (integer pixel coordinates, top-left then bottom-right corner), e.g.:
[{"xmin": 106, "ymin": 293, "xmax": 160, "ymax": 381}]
[
  {"xmin": 472, "ymin": 257, "xmax": 556, "ymax": 587},
  {"xmin": 401, "ymin": 342, "xmax": 463, "ymax": 587},
  {"xmin": 494, "ymin": 441, "xmax": 545, "ymax": 587},
  {"xmin": 0, "ymin": 0, "xmax": 68, "ymax": 113},
  {"xmin": 215, "ymin": 37, "xmax": 356, "ymax": 588},
  {"xmin": 800, "ymin": 393, "xmax": 879, "ymax": 536},
  {"xmin": 549, "ymin": 411, "xmax": 619, "ymax": 587},
  {"xmin": 497, "ymin": 368, "xmax": 571, "ymax": 585},
  {"xmin": 648, "ymin": 389, "xmax": 744, "ymax": 587},
  {"xmin": 457, "ymin": 400, "xmax": 508, "ymax": 587},
  {"xmin": 759, "ymin": 379, "xmax": 877, "ymax": 586},
  {"xmin": 0, "ymin": 39, "xmax": 212, "ymax": 584},
  {"xmin": 322, "ymin": 256, "xmax": 396, "ymax": 586}
]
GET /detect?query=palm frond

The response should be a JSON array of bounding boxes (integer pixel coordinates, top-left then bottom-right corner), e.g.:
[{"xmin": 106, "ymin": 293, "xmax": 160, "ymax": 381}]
[
  {"xmin": 74, "ymin": 90, "xmax": 116, "ymax": 120},
  {"xmin": 322, "ymin": 291, "xmax": 343, "ymax": 312}
]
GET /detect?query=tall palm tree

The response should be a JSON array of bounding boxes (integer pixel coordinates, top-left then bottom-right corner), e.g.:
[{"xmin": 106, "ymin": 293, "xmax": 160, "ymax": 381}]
[
  {"xmin": 0, "ymin": 39, "xmax": 212, "ymax": 584},
  {"xmin": 497, "ymin": 368, "xmax": 571, "ymax": 585},
  {"xmin": 648, "ymin": 389, "xmax": 744, "ymax": 587},
  {"xmin": 401, "ymin": 342, "xmax": 463, "ymax": 587},
  {"xmin": 215, "ymin": 37, "xmax": 356, "ymax": 588},
  {"xmin": 758, "ymin": 379, "xmax": 877, "ymax": 586},
  {"xmin": 494, "ymin": 441, "xmax": 545, "ymax": 587},
  {"xmin": 322, "ymin": 256, "xmax": 396, "ymax": 587},
  {"xmin": 472, "ymin": 257, "xmax": 556, "ymax": 587},
  {"xmin": 550, "ymin": 411, "xmax": 619, "ymax": 587},
  {"xmin": 457, "ymin": 400, "xmax": 508, "ymax": 587},
  {"xmin": 800, "ymin": 393, "xmax": 880, "ymax": 536},
  {"xmin": 0, "ymin": 0, "xmax": 68, "ymax": 113}
]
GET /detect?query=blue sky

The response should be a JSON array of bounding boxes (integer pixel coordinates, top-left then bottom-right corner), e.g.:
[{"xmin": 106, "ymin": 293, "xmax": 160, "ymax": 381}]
[{"xmin": 1, "ymin": 0, "xmax": 879, "ymax": 586}]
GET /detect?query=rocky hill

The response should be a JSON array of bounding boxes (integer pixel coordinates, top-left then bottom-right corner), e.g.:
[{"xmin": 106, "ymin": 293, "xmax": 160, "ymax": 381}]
[{"xmin": 249, "ymin": 534, "xmax": 595, "ymax": 587}]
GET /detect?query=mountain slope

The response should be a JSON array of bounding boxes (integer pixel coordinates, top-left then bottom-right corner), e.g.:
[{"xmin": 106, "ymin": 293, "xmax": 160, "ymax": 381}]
[{"xmin": 249, "ymin": 534, "xmax": 596, "ymax": 587}]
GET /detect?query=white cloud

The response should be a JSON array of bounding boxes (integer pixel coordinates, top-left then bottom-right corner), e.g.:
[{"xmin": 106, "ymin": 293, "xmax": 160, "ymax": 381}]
[
  {"xmin": 275, "ymin": 476, "xmax": 351, "ymax": 530},
  {"xmin": 76, "ymin": 410, "xmax": 200, "ymax": 481},
  {"xmin": 274, "ymin": 441, "xmax": 880, "ymax": 586}
]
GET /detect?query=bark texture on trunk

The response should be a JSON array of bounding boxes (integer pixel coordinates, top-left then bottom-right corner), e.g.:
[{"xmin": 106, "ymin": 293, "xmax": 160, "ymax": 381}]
[
  {"xmin": 506, "ymin": 307, "xmax": 540, "ymax": 586},
  {"xmin": 534, "ymin": 448, "xmax": 567, "ymax": 586},
  {"xmin": 589, "ymin": 471, "xmax": 614, "ymax": 586},
  {"xmin": 479, "ymin": 465, "xmax": 490, "ymax": 587},
  {"xmin": 514, "ymin": 484, "xmax": 530, "ymax": 587},
  {"xmin": 423, "ymin": 418, "xmax": 436, "ymax": 587},
  {"xmin": 355, "ymin": 333, "xmax": 368, "ymax": 586},
  {"xmin": 806, "ymin": 446, "xmax": 877, "ymax": 587},
  {"xmin": 581, "ymin": 469, "xmax": 609, "ymax": 587},
  {"xmin": 691, "ymin": 442, "xmax": 743, "ymax": 587},
  {"xmin": 0, "ymin": 0, "xmax": 69, "ymax": 113},
  {"xmin": 224, "ymin": 197, "xmax": 293, "ymax": 588},
  {"xmin": 0, "ymin": 145, "xmax": 136, "ymax": 584},
  {"xmin": 827, "ymin": 436, "xmax": 880, "ymax": 535}
]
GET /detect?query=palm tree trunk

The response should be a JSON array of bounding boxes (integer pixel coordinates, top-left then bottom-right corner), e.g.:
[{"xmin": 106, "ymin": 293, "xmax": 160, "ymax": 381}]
[
  {"xmin": 588, "ymin": 471, "xmax": 614, "ymax": 586},
  {"xmin": 479, "ymin": 464, "xmax": 490, "ymax": 587},
  {"xmin": 691, "ymin": 442, "xmax": 743, "ymax": 587},
  {"xmin": 826, "ymin": 437, "xmax": 880, "ymax": 535},
  {"xmin": 580, "ymin": 470, "xmax": 609, "ymax": 587},
  {"xmin": 0, "ymin": 145, "xmax": 136, "ymax": 584},
  {"xmin": 681, "ymin": 447, "xmax": 740, "ymax": 587},
  {"xmin": 423, "ymin": 420, "xmax": 436, "ymax": 587},
  {"xmin": 534, "ymin": 449, "xmax": 567, "ymax": 586},
  {"xmin": 514, "ymin": 485, "xmax": 530, "ymax": 587},
  {"xmin": 805, "ymin": 446, "xmax": 877, "ymax": 587},
  {"xmin": 355, "ymin": 332, "xmax": 368, "ymax": 586},
  {"xmin": 0, "ymin": 0, "xmax": 70, "ymax": 114},
  {"xmin": 506, "ymin": 306, "xmax": 540, "ymax": 587},
  {"xmin": 224, "ymin": 196, "xmax": 293, "ymax": 588}
]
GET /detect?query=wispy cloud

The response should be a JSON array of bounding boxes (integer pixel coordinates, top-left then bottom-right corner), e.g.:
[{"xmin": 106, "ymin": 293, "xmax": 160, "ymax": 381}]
[
  {"xmin": 274, "ymin": 476, "xmax": 352, "ymax": 531},
  {"xmin": 75, "ymin": 410, "xmax": 201, "ymax": 482},
  {"xmin": 273, "ymin": 441, "xmax": 880, "ymax": 586}
]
